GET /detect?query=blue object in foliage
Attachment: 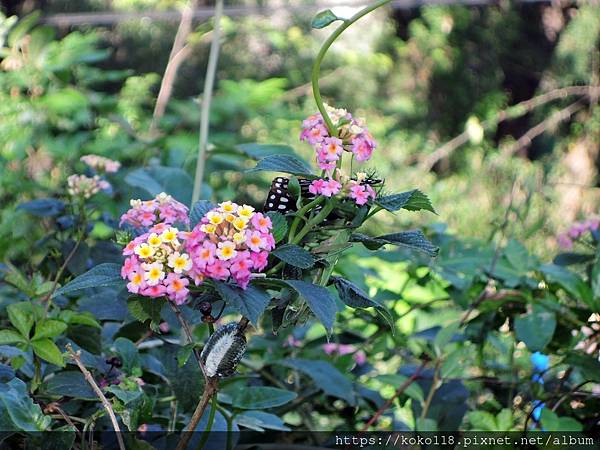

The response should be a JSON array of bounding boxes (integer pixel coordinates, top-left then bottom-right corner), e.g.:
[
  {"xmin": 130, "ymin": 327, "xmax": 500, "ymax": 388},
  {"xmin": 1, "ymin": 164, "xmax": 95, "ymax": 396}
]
[
  {"xmin": 531, "ymin": 352, "xmax": 549, "ymax": 372},
  {"xmin": 532, "ymin": 400, "xmax": 545, "ymax": 422}
]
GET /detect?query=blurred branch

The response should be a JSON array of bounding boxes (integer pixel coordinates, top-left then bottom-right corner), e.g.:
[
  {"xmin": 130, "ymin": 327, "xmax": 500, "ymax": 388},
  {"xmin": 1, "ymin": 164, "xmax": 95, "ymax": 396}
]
[
  {"xmin": 420, "ymin": 85, "xmax": 600, "ymax": 171},
  {"xmin": 191, "ymin": 0, "xmax": 224, "ymax": 206},
  {"xmin": 500, "ymin": 99, "xmax": 586, "ymax": 156},
  {"xmin": 66, "ymin": 345, "xmax": 126, "ymax": 450},
  {"xmin": 150, "ymin": 0, "xmax": 202, "ymax": 133},
  {"xmin": 360, "ymin": 361, "xmax": 427, "ymax": 431}
]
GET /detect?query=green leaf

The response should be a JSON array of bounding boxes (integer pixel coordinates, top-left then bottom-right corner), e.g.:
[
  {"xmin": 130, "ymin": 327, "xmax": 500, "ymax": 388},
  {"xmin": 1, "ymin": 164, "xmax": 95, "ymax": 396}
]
[
  {"xmin": 44, "ymin": 371, "xmax": 96, "ymax": 400},
  {"xmin": 539, "ymin": 264, "xmax": 595, "ymax": 309},
  {"xmin": 125, "ymin": 167, "xmax": 193, "ymax": 206},
  {"xmin": 213, "ymin": 282, "xmax": 270, "ymax": 326},
  {"xmin": 563, "ymin": 353, "xmax": 600, "ymax": 381},
  {"xmin": 177, "ymin": 345, "xmax": 194, "ymax": 368},
  {"xmin": 59, "ymin": 311, "xmax": 102, "ymax": 329},
  {"xmin": 53, "ymin": 263, "xmax": 124, "ymax": 298},
  {"xmin": 376, "ymin": 190, "xmax": 436, "ymax": 214},
  {"xmin": 113, "ymin": 338, "xmax": 141, "ymax": 375},
  {"xmin": 331, "ymin": 276, "xmax": 394, "ymax": 332},
  {"xmin": 128, "ymin": 296, "xmax": 165, "ymax": 324},
  {"xmin": 280, "ymin": 280, "xmax": 337, "ymax": 336},
  {"xmin": 272, "ymin": 244, "xmax": 315, "ymax": 269},
  {"xmin": 278, "ymin": 359, "xmax": 355, "ymax": 404},
  {"xmin": 495, "ymin": 409, "xmax": 513, "ymax": 431},
  {"xmin": 416, "ymin": 417, "xmax": 437, "ymax": 431},
  {"xmin": 33, "ymin": 320, "xmax": 67, "ymax": 341},
  {"xmin": 190, "ymin": 200, "xmax": 216, "ymax": 227},
  {"xmin": 31, "ymin": 339, "xmax": 65, "ymax": 367},
  {"xmin": 235, "ymin": 411, "xmax": 290, "ymax": 431},
  {"xmin": 247, "ymin": 154, "xmax": 314, "ymax": 176},
  {"xmin": 351, "ymin": 230, "xmax": 439, "ymax": 257},
  {"xmin": 7, "ymin": 302, "xmax": 34, "ymax": 338},
  {"xmin": 433, "ymin": 321, "xmax": 460, "ymax": 353},
  {"xmin": 266, "ymin": 212, "xmax": 288, "ymax": 243},
  {"xmin": 8, "ymin": 12, "xmax": 41, "ymax": 47},
  {"xmin": 232, "ymin": 387, "xmax": 297, "ymax": 409},
  {"xmin": 0, "ymin": 330, "xmax": 27, "ymax": 345},
  {"xmin": 311, "ymin": 9, "xmax": 342, "ymax": 29},
  {"xmin": 467, "ymin": 411, "xmax": 497, "ymax": 431},
  {"xmin": 375, "ymin": 374, "xmax": 424, "ymax": 403},
  {"xmin": 237, "ymin": 143, "xmax": 298, "ymax": 159},
  {"xmin": 514, "ymin": 305, "xmax": 556, "ymax": 352},
  {"xmin": 0, "ymin": 378, "xmax": 51, "ymax": 431}
]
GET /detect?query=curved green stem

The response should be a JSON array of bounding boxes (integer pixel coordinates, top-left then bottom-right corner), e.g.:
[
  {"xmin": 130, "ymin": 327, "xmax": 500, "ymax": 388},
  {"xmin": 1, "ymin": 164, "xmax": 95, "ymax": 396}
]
[
  {"xmin": 311, "ymin": 0, "xmax": 392, "ymax": 135},
  {"xmin": 288, "ymin": 196, "xmax": 325, "ymax": 242},
  {"xmin": 195, "ymin": 395, "xmax": 217, "ymax": 450},
  {"xmin": 291, "ymin": 200, "xmax": 337, "ymax": 244}
]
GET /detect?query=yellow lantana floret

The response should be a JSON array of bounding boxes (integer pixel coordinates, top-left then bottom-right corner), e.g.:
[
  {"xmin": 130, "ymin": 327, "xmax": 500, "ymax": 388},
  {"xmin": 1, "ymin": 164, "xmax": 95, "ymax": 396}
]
[
  {"xmin": 216, "ymin": 241, "xmax": 237, "ymax": 260},
  {"xmin": 167, "ymin": 252, "xmax": 192, "ymax": 274},
  {"xmin": 200, "ymin": 224, "xmax": 217, "ymax": 234},
  {"xmin": 232, "ymin": 232, "xmax": 246, "ymax": 244},
  {"xmin": 219, "ymin": 201, "xmax": 238, "ymax": 213},
  {"xmin": 143, "ymin": 262, "xmax": 165, "ymax": 286},
  {"xmin": 161, "ymin": 227, "xmax": 179, "ymax": 243},
  {"xmin": 238, "ymin": 205, "xmax": 255, "ymax": 219},
  {"xmin": 233, "ymin": 217, "xmax": 249, "ymax": 231},
  {"xmin": 147, "ymin": 233, "xmax": 162, "ymax": 247},
  {"xmin": 207, "ymin": 211, "xmax": 224, "ymax": 225},
  {"xmin": 134, "ymin": 243, "xmax": 155, "ymax": 259}
]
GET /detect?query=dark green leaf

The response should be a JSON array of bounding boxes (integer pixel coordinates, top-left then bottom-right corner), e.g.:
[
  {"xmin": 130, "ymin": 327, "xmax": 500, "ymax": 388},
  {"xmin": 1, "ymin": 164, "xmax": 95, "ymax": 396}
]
[
  {"xmin": 281, "ymin": 280, "xmax": 337, "ymax": 336},
  {"xmin": 331, "ymin": 276, "xmax": 394, "ymax": 331},
  {"xmin": 232, "ymin": 387, "xmax": 297, "ymax": 409},
  {"xmin": 45, "ymin": 371, "xmax": 96, "ymax": 400},
  {"xmin": 279, "ymin": 359, "xmax": 355, "ymax": 404},
  {"xmin": 272, "ymin": 244, "xmax": 315, "ymax": 269},
  {"xmin": 351, "ymin": 230, "xmax": 439, "ymax": 257},
  {"xmin": 311, "ymin": 9, "xmax": 342, "ymax": 29},
  {"xmin": 553, "ymin": 252, "xmax": 594, "ymax": 266},
  {"xmin": 113, "ymin": 337, "xmax": 141, "ymax": 375},
  {"xmin": 376, "ymin": 190, "xmax": 436, "ymax": 214},
  {"xmin": 514, "ymin": 305, "xmax": 556, "ymax": 352},
  {"xmin": 235, "ymin": 411, "xmax": 290, "ymax": 431},
  {"xmin": 190, "ymin": 200, "xmax": 216, "ymax": 227},
  {"xmin": 247, "ymin": 154, "xmax": 314, "ymax": 176},
  {"xmin": 0, "ymin": 330, "xmax": 27, "ymax": 345},
  {"xmin": 266, "ymin": 212, "xmax": 288, "ymax": 243},
  {"xmin": 237, "ymin": 143, "xmax": 297, "ymax": 159},
  {"xmin": 125, "ymin": 166, "xmax": 193, "ymax": 206},
  {"xmin": 53, "ymin": 263, "xmax": 124, "ymax": 298},
  {"xmin": 0, "ymin": 378, "xmax": 51, "ymax": 431},
  {"xmin": 213, "ymin": 283, "xmax": 271, "ymax": 326},
  {"xmin": 128, "ymin": 296, "xmax": 165, "ymax": 324},
  {"xmin": 17, "ymin": 198, "xmax": 65, "ymax": 217},
  {"xmin": 539, "ymin": 264, "xmax": 595, "ymax": 309}
]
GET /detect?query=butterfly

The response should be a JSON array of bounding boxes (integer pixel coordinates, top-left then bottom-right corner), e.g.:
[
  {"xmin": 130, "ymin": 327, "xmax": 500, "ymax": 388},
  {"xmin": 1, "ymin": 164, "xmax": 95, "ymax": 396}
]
[{"xmin": 263, "ymin": 175, "xmax": 382, "ymax": 215}]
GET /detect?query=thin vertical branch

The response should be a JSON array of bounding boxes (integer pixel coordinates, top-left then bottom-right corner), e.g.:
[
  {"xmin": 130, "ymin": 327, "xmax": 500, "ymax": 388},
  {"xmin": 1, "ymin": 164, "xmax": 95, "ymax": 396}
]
[
  {"xmin": 191, "ymin": 0, "xmax": 224, "ymax": 206},
  {"xmin": 150, "ymin": 0, "xmax": 199, "ymax": 133},
  {"xmin": 66, "ymin": 345, "xmax": 126, "ymax": 450}
]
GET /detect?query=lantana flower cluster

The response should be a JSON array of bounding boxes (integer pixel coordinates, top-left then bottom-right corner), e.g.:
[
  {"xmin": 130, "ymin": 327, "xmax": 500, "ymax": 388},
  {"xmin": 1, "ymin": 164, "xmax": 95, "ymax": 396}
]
[
  {"xmin": 81, "ymin": 154, "xmax": 121, "ymax": 173},
  {"xmin": 300, "ymin": 103, "xmax": 377, "ymax": 170},
  {"xmin": 308, "ymin": 172, "xmax": 377, "ymax": 206},
  {"xmin": 120, "ymin": 192, "xmax": 190, "ymax": 228},
  {"xmin": 557, "ymin": 217, "xmax": 600, "ymax": 249},
  {"xmin": 67, "ymin": 174, "xmax": 111, "ymax": 199},
  {"xmin": 121, "ymin": 223, "xmax": 192, "ymax": 303},
  {"xmin": 184, "ymin": 202, "xmax": 275, "ymax": 289}
]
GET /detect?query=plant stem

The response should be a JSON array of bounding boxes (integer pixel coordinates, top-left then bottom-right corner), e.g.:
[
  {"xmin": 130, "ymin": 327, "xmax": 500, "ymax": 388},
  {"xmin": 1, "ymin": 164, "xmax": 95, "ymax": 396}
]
[
  {"xmin": 311, "ymin": 0, "xmax": 391, "ymax": 134},
  {"xmin": 175, "ymin": 377, "xmax": 218, "ymax": 450},
  {"xmin": 195, "ymin": 395, "xmax": 218, "ymax": 450},
  {"xmin": 291, "ymin": 200, "xmax": 336, "ymax": 244},
  {"xmin": 288, "ymin": 196, "xmax": 325, "ymax": 242},
  {"xmin": 419, "ymin": 359, "xmax": 441, "ymax": 421},
  {"xmin": 191, "ymin": 0, "xmax": 224, "ymax": 206},
  {"xmin": 66, "ymin": 345, "xmax": 126, "ymax": 450}
]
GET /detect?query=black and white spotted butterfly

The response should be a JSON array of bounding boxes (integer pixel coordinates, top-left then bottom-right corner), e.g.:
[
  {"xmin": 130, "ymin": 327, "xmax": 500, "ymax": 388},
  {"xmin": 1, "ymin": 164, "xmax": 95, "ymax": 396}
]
[{"xmin": 263, "ymin": 175, "xmax": 382, "ymax": 215}]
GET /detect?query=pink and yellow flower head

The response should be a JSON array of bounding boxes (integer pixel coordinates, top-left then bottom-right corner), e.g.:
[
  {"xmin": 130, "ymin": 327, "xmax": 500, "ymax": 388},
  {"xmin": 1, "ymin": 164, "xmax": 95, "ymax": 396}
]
[
  {"xmin": 120, "ymin": 192, "xmax": 189, "ymax": 229},
  {"xmin": 120, "ymin": 223, "xmax": 192, "ymax": 304},
  {"xmin": 80, "ymin": 154, "xmax": 121, "ymax": 173},
  {"xmin": 300, "ymin": 103, "xmax": 377, "ymax": 169},
  {"xmin": 185, "ymin": 204, "xmax": 275, "ymax": 289}
]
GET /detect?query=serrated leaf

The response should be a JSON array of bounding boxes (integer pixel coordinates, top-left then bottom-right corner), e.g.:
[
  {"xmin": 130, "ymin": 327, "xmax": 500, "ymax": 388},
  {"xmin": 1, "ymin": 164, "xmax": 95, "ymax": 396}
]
[
  {"xmin": 280, "ymin": 280, "xmax": 337, "ymax": 336},
  {"xmin": 351, "ymin": 230, "xmax": 439, "ymax": 257},
  {"xmin": 0, "ymin": 330, "xmax": 27, "ymax": 345},
  {"xmin": 213, "ymin": 283, "xmax": 270, "ymax": 326},
  {"xmin": 7, "ymin": 302, "xmax": 34, "ymax": 338},
  {"xmin": 272, "ymin": 244, "xmax": 315, "ymax": 269},
  {"xmin": 45, "ymin": 371, "xmax": 96, "ymax": 400},
  {"xmin": 190, "ymin": 200, "xmax": 216, "ymax": 227},
  {"xmin": 33, "ymin": 320, "xmax": 67, "ymax": 341},
  {"xmin": 127, "ymin": 297, "xmax": 165, "ymax": 324},
  {"xmin": 237, "ymin": 143, "xmax": 297, "ymax": 159},
  {"xmin": 266, "ymin": 212, "xmax": 288, "ymax": 243},
  {"xmin": 247, "ymin": 154, "xmax": 314, "ymax": 176},
  {"xmin": 232, "ymin": 387, "xmax": 296, "ymax": 409},
  {"xmin": 331, "ymin": 276, "xmax": 394, "ymax": 332},
  {"xmin": 31, "ymin": 339, "xmax": 65, "ymax": 367},
  {"xmin": 376, "ymin": 190, "xmax": 436, "ymax": 214},
  {"xmin": 53, "ymin": 263, "xmax": 124, "ymax": 298},
  {"xmin": 311, "ymin": 9, "xmax": 342, "ymax": 29}
]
